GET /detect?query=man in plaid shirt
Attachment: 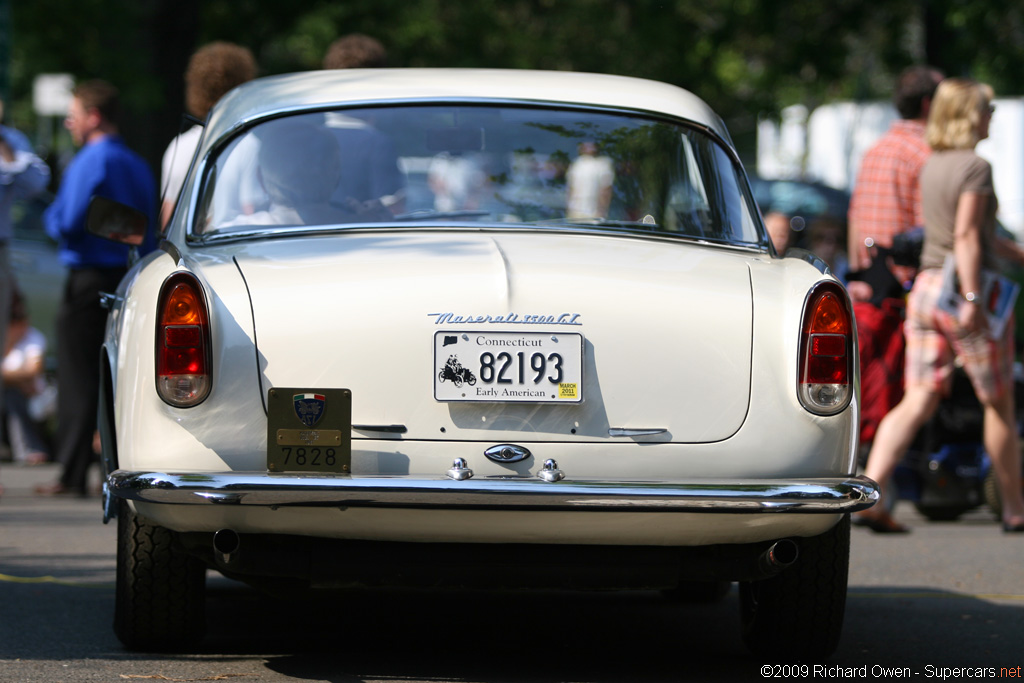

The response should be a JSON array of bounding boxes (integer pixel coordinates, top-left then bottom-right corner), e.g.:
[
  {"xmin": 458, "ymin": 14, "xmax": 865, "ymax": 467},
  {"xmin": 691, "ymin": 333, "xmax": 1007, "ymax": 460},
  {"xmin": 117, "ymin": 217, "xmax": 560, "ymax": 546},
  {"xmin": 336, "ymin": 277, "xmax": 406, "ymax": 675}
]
[{"xmin": 847, "ymin": 66, "xmax": 944, "ymax": 297}]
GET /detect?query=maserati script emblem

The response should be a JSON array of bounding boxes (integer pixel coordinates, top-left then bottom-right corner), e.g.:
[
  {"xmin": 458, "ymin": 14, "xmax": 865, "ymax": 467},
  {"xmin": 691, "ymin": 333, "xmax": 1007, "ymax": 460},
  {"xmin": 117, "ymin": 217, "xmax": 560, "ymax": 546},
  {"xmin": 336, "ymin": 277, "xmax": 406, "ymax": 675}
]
[
  {"xmin": 429, "ymin": 312, "xmax": 582, "ymax": 326},
  {"xmin": 293, "ymin": 393, "xmax": 326, "ymax": 427}
]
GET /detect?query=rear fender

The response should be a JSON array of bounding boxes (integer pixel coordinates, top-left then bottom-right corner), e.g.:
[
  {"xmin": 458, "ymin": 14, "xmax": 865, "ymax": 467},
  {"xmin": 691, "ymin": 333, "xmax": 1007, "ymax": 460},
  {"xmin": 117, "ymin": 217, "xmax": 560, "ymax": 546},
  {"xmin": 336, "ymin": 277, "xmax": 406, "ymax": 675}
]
[{"xmin": 100, "ymin": 352, "xmax": 119, "ymax": 522}]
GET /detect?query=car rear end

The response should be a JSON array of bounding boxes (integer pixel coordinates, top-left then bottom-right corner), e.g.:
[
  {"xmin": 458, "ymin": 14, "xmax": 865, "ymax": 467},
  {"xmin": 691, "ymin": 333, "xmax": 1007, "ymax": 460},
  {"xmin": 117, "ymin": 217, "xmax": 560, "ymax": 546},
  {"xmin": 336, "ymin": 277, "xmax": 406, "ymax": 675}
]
[{"xmin": 98, "ymin": 69, "xmax": 875, "ymax": 657}]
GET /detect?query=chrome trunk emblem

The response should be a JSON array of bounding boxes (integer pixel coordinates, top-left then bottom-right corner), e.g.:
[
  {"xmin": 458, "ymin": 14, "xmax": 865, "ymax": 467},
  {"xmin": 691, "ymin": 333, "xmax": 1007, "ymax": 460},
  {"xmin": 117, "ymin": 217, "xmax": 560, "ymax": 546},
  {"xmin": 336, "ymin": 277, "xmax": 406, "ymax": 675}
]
[{"xmin": 484, "ymin": 444, "xmax": 532, "ymax": 463}]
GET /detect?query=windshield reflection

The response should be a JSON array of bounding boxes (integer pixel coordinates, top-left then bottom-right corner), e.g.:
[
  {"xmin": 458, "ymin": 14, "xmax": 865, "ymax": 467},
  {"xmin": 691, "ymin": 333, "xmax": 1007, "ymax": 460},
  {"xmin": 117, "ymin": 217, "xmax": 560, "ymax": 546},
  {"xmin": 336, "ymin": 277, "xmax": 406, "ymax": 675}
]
[{"xmin": 194, "ymin": 104, "xmax": 760, "ymax": 246}]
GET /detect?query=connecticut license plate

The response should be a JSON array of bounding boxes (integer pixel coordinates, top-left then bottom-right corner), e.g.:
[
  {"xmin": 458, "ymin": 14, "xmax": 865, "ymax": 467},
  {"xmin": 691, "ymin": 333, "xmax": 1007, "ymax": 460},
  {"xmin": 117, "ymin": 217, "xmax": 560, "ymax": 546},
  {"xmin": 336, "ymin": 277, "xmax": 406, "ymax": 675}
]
[
  {"xmin": 266, "ymin": 387, "xmax": 351, "ymax": 473},
  {"xmin": 434, "ymin": 331, "xmax": 583, "ymax": 403}
]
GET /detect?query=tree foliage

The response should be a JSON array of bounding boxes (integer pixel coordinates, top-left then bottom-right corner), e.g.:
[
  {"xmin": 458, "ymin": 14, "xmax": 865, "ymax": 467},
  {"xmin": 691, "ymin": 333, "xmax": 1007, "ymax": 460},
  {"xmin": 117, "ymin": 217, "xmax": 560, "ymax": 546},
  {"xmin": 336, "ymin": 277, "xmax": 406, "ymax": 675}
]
[{"xmin": 8, "ymin": 0, "xmax": 1024, "ymax": 169}]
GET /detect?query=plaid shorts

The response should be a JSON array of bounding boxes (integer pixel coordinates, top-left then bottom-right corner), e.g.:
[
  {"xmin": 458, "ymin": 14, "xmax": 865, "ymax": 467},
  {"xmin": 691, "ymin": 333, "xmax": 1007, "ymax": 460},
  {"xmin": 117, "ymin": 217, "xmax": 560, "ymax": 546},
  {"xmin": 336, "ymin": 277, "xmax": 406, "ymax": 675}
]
[{"xmin": 903, "ymin": 268, "xmax": 1015, "ymax": 402}]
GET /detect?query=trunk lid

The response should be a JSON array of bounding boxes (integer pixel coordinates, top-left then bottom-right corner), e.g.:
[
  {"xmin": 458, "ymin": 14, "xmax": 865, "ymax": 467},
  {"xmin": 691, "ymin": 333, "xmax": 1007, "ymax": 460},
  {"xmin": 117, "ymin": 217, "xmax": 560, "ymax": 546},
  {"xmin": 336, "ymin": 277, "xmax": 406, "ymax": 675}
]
[{"xmin": 233, "ymin": 230, "xmax": 752, "ymax": 443}]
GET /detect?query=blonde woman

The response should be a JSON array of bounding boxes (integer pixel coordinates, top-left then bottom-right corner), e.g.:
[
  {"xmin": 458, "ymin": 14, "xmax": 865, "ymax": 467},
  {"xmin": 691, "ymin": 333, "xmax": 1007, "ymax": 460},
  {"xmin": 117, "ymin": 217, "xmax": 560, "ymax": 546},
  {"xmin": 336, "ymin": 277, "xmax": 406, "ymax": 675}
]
[{"xmin": 857, "ymin": 78, "xmax": 1024, "ymax": 533}]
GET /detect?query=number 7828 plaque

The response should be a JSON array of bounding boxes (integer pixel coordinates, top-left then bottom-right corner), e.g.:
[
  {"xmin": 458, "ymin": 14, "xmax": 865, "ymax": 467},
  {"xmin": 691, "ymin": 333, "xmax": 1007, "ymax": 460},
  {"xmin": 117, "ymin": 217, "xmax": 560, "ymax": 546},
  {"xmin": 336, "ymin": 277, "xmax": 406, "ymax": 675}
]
[{"xmin": 266, "ymin": 387, "xmax": 351, "ymax": 473}]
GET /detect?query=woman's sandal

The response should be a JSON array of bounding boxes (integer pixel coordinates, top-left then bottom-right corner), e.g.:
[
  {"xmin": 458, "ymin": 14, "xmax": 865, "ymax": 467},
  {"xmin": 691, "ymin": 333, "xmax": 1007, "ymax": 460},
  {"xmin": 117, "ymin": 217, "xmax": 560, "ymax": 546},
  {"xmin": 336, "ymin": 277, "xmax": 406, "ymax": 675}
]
[{"xmin": 1002, "ymin": 518, "xmax": 1024, "ymax": 533}]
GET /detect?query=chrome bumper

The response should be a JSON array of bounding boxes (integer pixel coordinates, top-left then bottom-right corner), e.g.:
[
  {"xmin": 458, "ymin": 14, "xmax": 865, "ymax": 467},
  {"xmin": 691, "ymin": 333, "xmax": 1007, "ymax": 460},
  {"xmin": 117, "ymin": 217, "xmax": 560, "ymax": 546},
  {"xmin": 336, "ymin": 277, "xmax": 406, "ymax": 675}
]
[{"xmin": 107, "ymin": 470, "xmax": 878, "ymax": 515}]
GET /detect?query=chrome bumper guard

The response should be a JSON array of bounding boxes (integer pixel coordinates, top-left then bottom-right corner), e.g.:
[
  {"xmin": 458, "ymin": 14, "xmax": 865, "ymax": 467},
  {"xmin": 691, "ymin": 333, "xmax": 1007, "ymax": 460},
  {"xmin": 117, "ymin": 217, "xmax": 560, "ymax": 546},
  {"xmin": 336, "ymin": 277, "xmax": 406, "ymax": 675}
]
[{"xmin": 107, "ymin": 469, "xmax": 878, "ymax": 516}]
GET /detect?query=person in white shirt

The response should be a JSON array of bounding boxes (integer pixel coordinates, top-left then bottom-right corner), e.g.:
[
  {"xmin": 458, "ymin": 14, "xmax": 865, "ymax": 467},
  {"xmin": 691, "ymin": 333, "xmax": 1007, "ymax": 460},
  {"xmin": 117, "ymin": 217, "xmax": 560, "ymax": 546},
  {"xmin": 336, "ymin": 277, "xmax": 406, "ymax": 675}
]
[
  {"xmin": 566, "ymin": 141, "xmax": 615, "ymax": 219},
  {"xmin": 161, "ymin": 42, "xmax": 257, "ymax": 228},
  {"xmin": 2, "ymin": 291, "xmax": 50, "ymax": 465}
]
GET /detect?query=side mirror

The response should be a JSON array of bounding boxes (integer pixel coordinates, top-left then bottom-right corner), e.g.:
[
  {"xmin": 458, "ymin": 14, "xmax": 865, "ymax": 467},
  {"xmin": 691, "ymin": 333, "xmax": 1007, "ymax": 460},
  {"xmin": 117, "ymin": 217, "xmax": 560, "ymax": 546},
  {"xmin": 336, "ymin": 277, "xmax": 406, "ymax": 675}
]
[{"xmin": 86, "ymin": 195, "xmax": 148, "ymax": 247}]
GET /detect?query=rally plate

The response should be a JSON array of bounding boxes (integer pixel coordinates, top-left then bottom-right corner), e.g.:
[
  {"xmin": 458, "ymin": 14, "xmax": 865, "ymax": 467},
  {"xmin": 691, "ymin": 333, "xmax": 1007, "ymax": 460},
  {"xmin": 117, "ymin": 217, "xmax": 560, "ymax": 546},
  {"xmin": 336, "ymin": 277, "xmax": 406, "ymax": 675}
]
[{"xmin": 267, "ymin": 388, "xmax": 351, "ymax": 473}]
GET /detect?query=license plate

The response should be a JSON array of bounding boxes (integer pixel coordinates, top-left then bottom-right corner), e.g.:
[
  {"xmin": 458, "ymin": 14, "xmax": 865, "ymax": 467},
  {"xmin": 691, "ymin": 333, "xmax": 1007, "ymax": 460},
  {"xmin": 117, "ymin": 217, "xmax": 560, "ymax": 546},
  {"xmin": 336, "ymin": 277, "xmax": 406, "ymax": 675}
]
[
  {"xmin": 434, "ymin": 331, "xmax": 583, "ymax": 403},
  {"xmin": 266, "ymin": 388, "xmax": 351, "ymax": 473}
]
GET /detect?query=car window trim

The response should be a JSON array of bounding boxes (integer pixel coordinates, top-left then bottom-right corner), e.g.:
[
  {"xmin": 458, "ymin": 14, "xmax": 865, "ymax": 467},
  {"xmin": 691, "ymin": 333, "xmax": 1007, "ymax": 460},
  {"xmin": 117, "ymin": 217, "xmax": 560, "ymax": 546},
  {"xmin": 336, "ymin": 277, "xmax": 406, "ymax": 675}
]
[{"xmin": 179, "ymin": 99, "xmax": 763, "ymax": 249}]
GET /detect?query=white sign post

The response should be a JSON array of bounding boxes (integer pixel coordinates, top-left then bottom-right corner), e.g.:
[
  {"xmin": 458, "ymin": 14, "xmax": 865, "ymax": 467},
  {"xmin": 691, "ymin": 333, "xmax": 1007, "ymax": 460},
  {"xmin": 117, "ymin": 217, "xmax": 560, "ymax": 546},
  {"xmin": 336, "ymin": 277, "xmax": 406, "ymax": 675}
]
[{"xmin": 32, "ymin": 73, "xmax": 74, "ymax": 117}]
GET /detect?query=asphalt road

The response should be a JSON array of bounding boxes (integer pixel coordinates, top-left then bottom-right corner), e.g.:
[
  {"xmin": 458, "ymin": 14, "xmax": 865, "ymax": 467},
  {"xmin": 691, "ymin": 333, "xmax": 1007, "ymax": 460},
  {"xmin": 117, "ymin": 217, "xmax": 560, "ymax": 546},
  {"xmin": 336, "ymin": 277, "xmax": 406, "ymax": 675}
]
[{"xmin": 2, "ymin": 462, "xmax": 1022, "ymax": 682}]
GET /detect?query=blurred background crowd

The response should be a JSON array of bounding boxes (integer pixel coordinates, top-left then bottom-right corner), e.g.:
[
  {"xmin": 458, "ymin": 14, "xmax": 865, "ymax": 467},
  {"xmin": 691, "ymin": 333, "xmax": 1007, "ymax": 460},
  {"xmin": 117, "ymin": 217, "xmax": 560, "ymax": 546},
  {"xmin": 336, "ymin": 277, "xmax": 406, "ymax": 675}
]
[{"xmin": 2, "ymin": 0, "xmax": 1024, "ymax": 509}]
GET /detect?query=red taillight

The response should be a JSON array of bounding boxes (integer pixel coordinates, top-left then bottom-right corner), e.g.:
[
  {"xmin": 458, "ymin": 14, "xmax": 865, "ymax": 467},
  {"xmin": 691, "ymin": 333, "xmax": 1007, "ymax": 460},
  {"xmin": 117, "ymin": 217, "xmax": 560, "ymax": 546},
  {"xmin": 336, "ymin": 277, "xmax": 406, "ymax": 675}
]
[
  {"xmin": 798, "ymin": 282, "xmax": 854, "ymax": 414},
  {"xmin": 156, "ymin": 273, "xmax": 211, "ymax": 407}
]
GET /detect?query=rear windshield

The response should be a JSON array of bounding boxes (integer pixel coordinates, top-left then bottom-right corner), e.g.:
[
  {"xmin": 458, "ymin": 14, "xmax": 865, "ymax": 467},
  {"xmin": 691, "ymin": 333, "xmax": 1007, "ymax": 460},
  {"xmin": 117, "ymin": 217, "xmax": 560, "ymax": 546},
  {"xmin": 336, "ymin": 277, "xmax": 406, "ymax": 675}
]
[{"xmin": 193, "ymin": 104, "xmax": 761, "ymax": 245}]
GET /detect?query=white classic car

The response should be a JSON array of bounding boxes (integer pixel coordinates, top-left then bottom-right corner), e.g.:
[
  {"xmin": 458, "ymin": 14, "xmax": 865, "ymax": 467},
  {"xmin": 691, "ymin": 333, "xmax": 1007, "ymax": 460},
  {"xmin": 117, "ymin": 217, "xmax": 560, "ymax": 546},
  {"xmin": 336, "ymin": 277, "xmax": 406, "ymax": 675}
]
[{"xmin": 94, "ymin": 68, "xmax": 877, "ymax": 658}]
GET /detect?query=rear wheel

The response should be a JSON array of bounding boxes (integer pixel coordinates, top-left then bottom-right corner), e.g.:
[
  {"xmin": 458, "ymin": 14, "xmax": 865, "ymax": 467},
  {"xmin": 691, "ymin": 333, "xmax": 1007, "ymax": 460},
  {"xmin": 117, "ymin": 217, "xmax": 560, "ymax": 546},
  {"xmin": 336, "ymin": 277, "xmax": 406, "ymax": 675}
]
[
  {"xmin": 739, "ymin": 516, "xmax": 850, "ymax": 660},
  {"xmin": 914, "ymin": 502, "xmax": 972, "ymax": 521},
  {"xmin": 114, "ymin": 499, "xmax": 206, "ymax": 651}
]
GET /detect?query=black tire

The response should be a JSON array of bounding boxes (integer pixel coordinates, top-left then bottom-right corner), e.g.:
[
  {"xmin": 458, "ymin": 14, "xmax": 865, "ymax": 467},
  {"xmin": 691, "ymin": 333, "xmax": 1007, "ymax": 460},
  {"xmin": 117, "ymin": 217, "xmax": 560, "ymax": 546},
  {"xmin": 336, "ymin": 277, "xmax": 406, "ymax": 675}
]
[
  {"xmin": 739, "ymin": 516, "xmax": 850, "ymax": 660},
  {"xmin": 913, "ymin": 502, "xmax": 971, "ymax": 521},
  {"xmin": 661, "ymin": 580, "xmax": 732, "ymax": 604},
  {"xmin": 114, "ymin": 499, "xmax": 206, "ymax": 651}
]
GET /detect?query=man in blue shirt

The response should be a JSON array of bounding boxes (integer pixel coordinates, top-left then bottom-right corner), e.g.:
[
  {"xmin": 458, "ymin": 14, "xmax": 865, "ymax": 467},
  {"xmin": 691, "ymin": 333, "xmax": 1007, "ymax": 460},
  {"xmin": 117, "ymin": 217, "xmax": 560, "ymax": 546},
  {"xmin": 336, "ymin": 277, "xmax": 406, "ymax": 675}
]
[{"xmin": 36, "ymin": 80, "xmax": 155, "ymax": 496}]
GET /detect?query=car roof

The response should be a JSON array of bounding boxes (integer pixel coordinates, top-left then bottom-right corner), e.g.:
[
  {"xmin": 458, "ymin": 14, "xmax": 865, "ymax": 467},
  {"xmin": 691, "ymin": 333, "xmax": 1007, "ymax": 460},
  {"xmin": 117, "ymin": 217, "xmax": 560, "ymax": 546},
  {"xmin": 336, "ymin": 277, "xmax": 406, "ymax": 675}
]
[{"xmin": 202, "ymin": 68, "xmax": 730, "ymax": 155}]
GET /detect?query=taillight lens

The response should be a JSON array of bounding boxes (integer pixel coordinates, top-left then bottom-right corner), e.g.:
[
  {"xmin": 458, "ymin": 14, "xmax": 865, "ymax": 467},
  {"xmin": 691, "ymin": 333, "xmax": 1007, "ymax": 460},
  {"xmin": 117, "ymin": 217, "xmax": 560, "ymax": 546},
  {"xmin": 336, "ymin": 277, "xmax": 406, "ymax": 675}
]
[
  {"xmin": 156, "ymin": 272, "xmax": 211, "ymax": 407},
  {"xmin": 798, "ymin": 281, "xmax": 855, "ymax": 415}
]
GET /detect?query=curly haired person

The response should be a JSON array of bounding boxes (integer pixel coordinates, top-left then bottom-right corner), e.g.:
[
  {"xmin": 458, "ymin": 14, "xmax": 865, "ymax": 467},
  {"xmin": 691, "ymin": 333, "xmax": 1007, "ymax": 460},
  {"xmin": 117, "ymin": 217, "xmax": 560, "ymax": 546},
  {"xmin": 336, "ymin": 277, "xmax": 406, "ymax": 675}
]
[{"xmin": 161, "ymin": 42, "xmax": 257, "ymax": 227}]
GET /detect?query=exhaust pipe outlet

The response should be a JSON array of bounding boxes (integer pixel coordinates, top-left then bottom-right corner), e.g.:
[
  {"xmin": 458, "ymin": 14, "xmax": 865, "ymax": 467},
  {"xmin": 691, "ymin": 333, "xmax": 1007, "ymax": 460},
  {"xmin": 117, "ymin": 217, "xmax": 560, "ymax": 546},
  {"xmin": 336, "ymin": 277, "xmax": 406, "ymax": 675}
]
[
  {"xmin": 213, "ymin": 529, "xmax": 240, "ymax": 565},
  {"xmin": 757, "ymin": 539, "xmax": 799, "ymax": 577}
]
